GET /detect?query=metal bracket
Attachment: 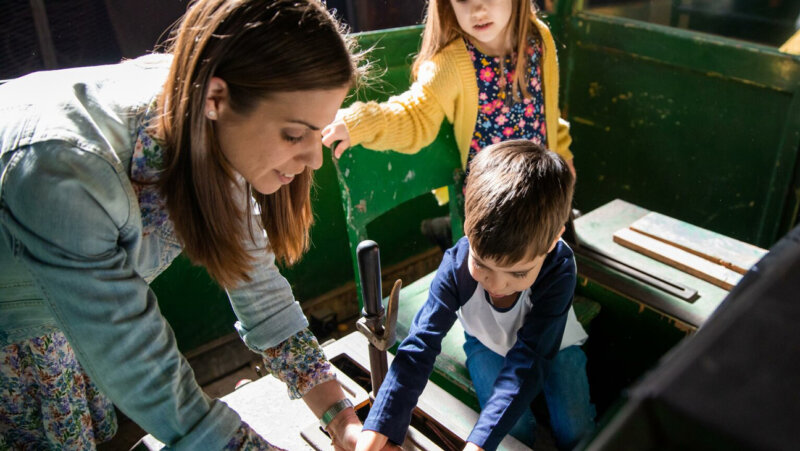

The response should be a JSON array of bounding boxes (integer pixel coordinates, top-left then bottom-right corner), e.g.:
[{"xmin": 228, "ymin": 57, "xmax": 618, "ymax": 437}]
[{"xmin": 356, "ymin": 278, "xmax": 401, "ymax": 351}]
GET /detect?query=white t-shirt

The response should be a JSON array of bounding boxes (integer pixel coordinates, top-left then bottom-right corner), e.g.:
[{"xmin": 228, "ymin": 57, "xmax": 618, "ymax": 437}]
[{"xmin": 458, "ymin": 285, "xmax": 588, "ymax": 356}]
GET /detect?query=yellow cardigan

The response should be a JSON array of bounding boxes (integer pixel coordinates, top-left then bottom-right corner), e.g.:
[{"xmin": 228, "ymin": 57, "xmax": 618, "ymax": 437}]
[{"xmin": 342, "ymin": 17, "xmax": 572, "ymax": 202}]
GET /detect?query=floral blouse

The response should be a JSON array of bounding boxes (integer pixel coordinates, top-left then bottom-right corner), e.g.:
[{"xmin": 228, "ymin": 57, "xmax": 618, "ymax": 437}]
[{"xmin": 466, "ymin": 37, "xmax": 547, "ymax": 177}]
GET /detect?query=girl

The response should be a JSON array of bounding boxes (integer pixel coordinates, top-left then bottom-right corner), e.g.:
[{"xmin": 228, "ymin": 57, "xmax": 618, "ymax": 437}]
[
  {"xmin": 0, "ymin": 1, "xmax": 367, "ymax": 449},
  {"xmin": 322, "ymin": 0, "xmax": 576, "ymax": 204}
]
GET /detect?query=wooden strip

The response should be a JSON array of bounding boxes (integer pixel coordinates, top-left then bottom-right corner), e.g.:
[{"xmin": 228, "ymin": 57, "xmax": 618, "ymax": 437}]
[
  {"xmin": 629, "ymin": 212, "xmax": 766, "ymax": 275},
  {"xmin": 614, "ymin": 228, "xmax": 742, "ymax": 291}
]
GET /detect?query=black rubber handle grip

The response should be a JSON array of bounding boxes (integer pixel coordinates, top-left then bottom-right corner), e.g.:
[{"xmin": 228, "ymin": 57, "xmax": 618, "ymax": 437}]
[{"xmin": 357, "ymin": 240, "xmax": 383, "ymax": 317}]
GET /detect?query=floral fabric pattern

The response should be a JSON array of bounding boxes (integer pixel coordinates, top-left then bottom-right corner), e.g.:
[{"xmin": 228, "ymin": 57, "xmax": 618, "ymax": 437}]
[
  {"xmin": 223, "ymin": 421, "xmax": 286, "ymax": 451},
  {"xmin": 130, "ymin": 101, "xmax": 177, "ymax": 241},
  {"xmin": 466, "ymin": 37, "xmax": 547, "ymax": 176},
  {"xmin": 0, "ymin": 331, "xmax": 117, "ymax": 450},
  {"xmin": 260, "ymin": 329, "xmax": 336, "ymax": 399},
  {"xmin": 130, "ymin": 100, "xmax": 183, "ymax": 280}
]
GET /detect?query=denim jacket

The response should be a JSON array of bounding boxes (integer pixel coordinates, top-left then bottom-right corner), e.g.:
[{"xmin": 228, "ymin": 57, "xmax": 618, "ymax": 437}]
[{"xmin": 0, "ymin": 55, "xmax": 310, "ymax": 449}]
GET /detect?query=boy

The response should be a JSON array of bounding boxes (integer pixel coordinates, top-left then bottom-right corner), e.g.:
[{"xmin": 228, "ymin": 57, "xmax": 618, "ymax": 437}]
[{"xmin": 356, "ymin": 140, "xmax": 595, "ymax": 451}]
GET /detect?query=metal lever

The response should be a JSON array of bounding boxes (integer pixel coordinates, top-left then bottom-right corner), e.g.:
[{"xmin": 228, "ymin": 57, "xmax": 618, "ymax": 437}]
[
  {"xmin": 357, "ymin": 279, "xmax": 401, "ymax": 352},
  {"xmin": 355, "ymin": 240, "xmax": 401, "ymax": 395}
]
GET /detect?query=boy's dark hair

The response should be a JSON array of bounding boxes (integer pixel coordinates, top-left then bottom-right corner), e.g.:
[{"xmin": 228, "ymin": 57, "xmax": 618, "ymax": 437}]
[{"xmin": 464, "ymin": 140, "xmax": 575, "ymax": 265}]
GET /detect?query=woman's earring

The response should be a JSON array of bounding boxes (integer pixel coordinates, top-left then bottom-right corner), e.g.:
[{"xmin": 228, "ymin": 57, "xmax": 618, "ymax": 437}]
[{"xmin": 206, "ymin": 110, "xmax": 218, "ymax": 120}]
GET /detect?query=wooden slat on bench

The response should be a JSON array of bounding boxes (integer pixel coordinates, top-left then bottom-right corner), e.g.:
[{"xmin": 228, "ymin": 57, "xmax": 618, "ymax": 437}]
[
  {"xmin": 629, "ymin": 212, "xmax": 766, "ymax": 274},
  {"xmin": 613, "ymin": 228, "xmax": 742, "ymax": 291}
]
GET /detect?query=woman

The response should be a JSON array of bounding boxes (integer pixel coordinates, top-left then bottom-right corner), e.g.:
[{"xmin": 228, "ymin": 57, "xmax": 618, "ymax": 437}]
[{"xmin": 0, "ymin": 0, "xmax": 366, "ymax": 449}]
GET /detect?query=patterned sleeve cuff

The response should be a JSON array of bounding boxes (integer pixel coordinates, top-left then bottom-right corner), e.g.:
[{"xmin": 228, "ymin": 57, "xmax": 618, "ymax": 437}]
[{"xmin": 260, "ymin": 329, "xmax": 337, "ymax": 399}]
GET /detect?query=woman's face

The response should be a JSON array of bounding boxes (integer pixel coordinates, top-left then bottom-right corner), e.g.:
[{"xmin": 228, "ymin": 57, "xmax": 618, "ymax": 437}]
[{"xmin": 208, "ymin": 79, "xmax": 349, "ymax": 194}]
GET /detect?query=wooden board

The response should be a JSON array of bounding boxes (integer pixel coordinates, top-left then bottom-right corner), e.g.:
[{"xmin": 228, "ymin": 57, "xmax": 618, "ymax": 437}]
[
  {"xmin": 613, "ymin": 228, "xmax": 743, "ymax": 291},
  {"xmin": 629, "ymin": 212, "xmax": 767, "ymax": 275}
]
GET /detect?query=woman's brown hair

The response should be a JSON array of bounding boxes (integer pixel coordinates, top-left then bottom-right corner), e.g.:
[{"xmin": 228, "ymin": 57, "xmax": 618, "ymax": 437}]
[
  {"xmin": 157, "ymin": 0, "xmax": 363, "ymax": 288},
  {"xmin": 412, "ymin": 0, "xmax": 538, "ymax": 101}
]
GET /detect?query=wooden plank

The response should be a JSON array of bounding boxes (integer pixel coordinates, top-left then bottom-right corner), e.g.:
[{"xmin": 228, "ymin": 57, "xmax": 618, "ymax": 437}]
[
  {"xmin": 323, "ymin": 333, "xmax": 529, "ymax": 451},
  {"xmin": 629, "ymin": 212, "xmax": 767, "ymax": 275},
  {"xmin": 613, "ymin": 228, "xmax": 743, "ymax": 291}
]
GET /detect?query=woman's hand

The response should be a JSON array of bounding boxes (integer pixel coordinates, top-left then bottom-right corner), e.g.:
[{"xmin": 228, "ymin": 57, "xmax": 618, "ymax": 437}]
[
  {"xmin": 355, "ymin": 430, "xmax": 402, "ymax": 451},
  {"xmin": 321, "ymin": 119, "xmax": 351, "ymax": 159},
  {"xmin": 302, "ymin": 380, "xmax": 362, "ymax": 450},
  {"xmin": 327, "ymin": 408, "xmax": 362, "ymax": 451}
]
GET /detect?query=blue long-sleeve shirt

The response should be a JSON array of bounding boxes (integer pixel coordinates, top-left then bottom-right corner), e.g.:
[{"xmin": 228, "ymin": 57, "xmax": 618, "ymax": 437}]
[{"xmin": 364, "ymin": 236, "xmax": 577, "ymax": 450}]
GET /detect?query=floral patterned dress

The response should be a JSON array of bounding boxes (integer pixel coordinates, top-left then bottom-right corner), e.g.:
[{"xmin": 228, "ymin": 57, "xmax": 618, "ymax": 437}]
[
  {"xmin": 0, "ymin": 103, "xmax": 334, "ymax": 450},
  {"xmin": 465, "ymin": 36, "xmax": 547, "ymax": 177}
]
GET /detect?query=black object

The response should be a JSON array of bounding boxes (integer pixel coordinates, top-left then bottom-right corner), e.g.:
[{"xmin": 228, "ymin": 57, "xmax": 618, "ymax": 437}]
[
  {"xmin": 357, "ymin": 240, "xmax": 388, "ymax": 394},
  {"xmin": 420, "ymin": 215, "xmax": 453, "ymax": 253},
  {"xmin": 583, "ymin": 224, "xmax": 800, "ymax": 451}
]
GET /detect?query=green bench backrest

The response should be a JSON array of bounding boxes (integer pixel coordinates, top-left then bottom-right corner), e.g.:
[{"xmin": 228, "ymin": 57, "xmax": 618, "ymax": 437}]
[{"xmin": 334, "ymin": 26, "xmax": 465, "ymax": 309}]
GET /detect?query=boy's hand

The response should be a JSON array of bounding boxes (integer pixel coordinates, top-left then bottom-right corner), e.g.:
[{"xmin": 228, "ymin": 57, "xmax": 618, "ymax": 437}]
[
  {"xmin": 355, "ymin": 430, "xmax": 400, "ymax": 451},
  {"xmin": 322, "ymin": 119, "xmax": 351, "ymax": 159},
  {"xmin": 463, "ymin": 442, "xmax": 484, "ymax": 451}
]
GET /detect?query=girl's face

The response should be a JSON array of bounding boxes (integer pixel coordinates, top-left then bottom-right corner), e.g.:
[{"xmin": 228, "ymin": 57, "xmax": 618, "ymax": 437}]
[
  {"xmin": 449, "ymin": 0, "xmax": 514, "ymax": 56},
  {"xmin": 207, "ymin": 79, "xmax": 349, "ymax": 194}
]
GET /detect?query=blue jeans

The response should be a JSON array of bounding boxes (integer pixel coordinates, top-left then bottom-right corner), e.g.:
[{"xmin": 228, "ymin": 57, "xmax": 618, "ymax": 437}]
[{"xmin": 463, "ymin": 334, "xmax": 596, "ymax": 450}]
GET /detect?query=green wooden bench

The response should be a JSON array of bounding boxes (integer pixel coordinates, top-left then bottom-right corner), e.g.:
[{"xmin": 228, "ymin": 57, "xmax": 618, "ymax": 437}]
[{"xmin": 334, "ymin": 27, "xmax": 600, "ymax": 409}]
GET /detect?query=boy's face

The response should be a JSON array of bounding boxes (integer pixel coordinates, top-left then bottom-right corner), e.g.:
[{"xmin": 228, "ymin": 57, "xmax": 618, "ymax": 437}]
[{"xmin": 467, "ymin": 241, "xmax": 556, "ymax": 305}]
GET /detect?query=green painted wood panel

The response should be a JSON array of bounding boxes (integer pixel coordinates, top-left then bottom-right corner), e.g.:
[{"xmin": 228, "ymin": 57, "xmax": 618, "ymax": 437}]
[{"xmin": 560, "ymin": 11, "xmax": 800, "ymax": 248}]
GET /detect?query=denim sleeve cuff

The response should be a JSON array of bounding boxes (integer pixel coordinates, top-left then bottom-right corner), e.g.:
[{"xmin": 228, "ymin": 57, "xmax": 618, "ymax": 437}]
[
  {"xmin": 165, "ymin": 399, "xmax": 241, "ymax": 451},
  {"xmin": 234, "ymin": 302, "xmax": 309, "ymax": 351}
]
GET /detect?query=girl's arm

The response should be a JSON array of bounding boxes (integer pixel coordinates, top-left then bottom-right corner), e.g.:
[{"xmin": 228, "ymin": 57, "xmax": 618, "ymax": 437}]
[{"xmin": 322, "ymin": 51, "xmax": 460, "ymax": 157}]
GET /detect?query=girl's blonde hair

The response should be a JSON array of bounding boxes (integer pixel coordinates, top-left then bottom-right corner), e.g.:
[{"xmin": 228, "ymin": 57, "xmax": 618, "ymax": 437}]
[
  {"xmin": 157, "ymin": 0, "xmax": 364, "ymax": 288},
  {"xmin": 412, "ymin": 0, "xmax": 539, "ymax": 101}
]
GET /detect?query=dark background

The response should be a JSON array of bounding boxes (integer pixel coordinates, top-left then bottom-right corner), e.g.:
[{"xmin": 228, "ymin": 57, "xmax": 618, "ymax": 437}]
[{"xmin": 0, "ymin": 0, "xmax": 429, "ymax": 80}]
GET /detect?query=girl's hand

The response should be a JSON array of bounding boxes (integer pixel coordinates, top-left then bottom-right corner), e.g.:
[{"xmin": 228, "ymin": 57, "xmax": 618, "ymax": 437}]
[
  {"xmin": 322, "ymin": 119, "xmax": 351, "ymax": 159},
  {"xmin": 463, "ymin": 442, "xmax": 484, "ymax": 451}
]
